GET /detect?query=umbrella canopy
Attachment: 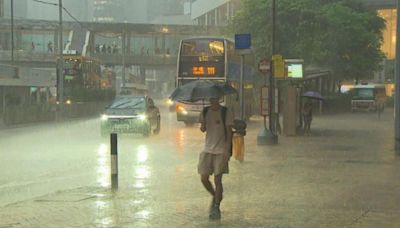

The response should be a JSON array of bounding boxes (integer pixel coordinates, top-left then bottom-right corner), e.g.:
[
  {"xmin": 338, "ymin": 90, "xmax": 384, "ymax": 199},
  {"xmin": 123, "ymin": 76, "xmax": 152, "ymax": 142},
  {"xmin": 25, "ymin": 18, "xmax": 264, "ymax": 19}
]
[
  {"xmin": 302, "ymin": 91, "xmax": 324, "ymax": 100},
  {"xmin": 169, "ymin": 80, "xmax": 237, "ymax": 102}
]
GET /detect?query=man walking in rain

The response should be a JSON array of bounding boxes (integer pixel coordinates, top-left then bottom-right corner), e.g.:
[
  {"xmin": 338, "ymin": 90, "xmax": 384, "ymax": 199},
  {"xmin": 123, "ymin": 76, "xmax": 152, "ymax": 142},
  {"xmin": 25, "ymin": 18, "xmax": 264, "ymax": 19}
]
[{"xmin": 198, "ymin": 97, "xmax": 234, "ymax": 220}]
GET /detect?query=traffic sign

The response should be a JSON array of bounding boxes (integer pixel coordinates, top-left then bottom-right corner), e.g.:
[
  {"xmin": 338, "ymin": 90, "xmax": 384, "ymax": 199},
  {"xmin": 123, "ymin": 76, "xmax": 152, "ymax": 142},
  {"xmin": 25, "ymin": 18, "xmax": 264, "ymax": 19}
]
[
  {"xmin": 258, "ymin": 59, "xmax": 270, "ymax": 74},
  {"xmin": 235, "ymin": 33, "xmax": 251, "ymax": 50}
]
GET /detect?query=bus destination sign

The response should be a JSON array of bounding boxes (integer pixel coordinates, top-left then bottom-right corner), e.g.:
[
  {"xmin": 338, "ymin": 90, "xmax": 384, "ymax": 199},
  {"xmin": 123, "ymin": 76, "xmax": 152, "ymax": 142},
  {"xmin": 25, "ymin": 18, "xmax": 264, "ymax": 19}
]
[{"xmin": 192, "ymin": 66, "xmax": 216, "ymax": 76}]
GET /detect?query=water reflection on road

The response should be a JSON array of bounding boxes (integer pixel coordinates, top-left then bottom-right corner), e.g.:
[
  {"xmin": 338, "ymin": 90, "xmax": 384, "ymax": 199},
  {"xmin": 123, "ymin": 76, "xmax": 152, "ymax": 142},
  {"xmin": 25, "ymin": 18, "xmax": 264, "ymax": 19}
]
[
  {"xmin": 96, "ymin": 144, "xmax": 110, "ymax": 188},
  {"xmin": 93, "ymin": 109, "xmax": 204, "ymax": 225}
]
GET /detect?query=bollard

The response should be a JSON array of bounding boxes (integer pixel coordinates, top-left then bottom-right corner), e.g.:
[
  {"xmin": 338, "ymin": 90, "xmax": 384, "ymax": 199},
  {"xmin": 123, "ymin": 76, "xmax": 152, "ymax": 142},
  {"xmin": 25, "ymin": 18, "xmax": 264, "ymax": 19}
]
[{"xmin": 110, "ymin": 133, "xmax": 118, "ymax": 190}]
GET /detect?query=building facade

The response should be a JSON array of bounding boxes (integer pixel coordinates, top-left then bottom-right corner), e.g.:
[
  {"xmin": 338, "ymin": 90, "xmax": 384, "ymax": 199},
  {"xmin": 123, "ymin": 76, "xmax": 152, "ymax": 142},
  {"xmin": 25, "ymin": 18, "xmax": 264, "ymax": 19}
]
[
  {"xmin": 191, "ymin": 0, "xmax": 239, "ymax": 26},
  {"xmin": 2, "ymin": 0, "xmax": 92, "ymax": 22},
  {"xmin": 93, "ymin": 0, "xmax": 191, "ymax": 24}
]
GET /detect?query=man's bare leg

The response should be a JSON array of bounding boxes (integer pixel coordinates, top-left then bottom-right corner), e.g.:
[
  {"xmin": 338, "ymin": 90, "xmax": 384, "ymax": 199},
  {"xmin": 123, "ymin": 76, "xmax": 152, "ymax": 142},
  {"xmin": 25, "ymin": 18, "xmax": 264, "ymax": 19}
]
[
  {"xmin": 201, "ymin": 174, "xmax": 215, "ymax": 196},
  {"xmin": 207, "ymin": 174, "xmax": 223, "ymax": 220},
  {"xmin": 214, "ymin": 174, "xmax": 223, "ymax": 205}
]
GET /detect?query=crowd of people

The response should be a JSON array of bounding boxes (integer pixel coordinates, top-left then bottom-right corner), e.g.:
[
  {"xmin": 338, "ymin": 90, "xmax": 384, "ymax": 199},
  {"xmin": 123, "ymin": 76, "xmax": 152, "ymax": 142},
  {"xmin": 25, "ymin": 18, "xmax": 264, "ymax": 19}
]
[
  {"xmin": 95, "ymin": 43, "xmax": 120, "ymax": 54},
  {"xmin": 94, "ymin": 43, "xmax": 172, "ymax": 56}
]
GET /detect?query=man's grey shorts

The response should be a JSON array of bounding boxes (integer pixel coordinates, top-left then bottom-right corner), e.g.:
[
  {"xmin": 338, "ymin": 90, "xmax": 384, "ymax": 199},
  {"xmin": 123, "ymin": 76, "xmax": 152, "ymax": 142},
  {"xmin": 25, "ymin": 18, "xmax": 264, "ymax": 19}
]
[{"xmin": 197, "ymin": 152, "xmax": 229, "ymax": 175}]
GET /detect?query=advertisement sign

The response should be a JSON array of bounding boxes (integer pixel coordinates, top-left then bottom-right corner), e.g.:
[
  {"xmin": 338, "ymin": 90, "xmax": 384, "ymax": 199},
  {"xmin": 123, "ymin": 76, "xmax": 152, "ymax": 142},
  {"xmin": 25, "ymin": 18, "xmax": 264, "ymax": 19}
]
[{"xmin": 285, "ymin": 59, "xmax": 304, "ymax": 79}]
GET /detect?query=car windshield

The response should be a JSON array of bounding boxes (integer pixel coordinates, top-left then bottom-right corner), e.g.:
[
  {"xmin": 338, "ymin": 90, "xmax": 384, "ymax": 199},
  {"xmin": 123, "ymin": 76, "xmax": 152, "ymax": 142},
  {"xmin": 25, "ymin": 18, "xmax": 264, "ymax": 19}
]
[{"xmin": 109, "ymin": 97, "xmax": 146, "ymax": 109}]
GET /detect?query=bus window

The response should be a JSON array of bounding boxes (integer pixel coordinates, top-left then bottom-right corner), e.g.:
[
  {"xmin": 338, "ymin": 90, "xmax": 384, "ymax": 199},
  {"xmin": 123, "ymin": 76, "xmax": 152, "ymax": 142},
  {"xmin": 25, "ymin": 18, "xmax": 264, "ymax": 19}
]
[
  {"xmin": 181, "ymin": 40, "xmax": 224, "ymax": 56},
  {"xmin": 209, "ymin": 40, "xmax": 224, "ymax": 55}
]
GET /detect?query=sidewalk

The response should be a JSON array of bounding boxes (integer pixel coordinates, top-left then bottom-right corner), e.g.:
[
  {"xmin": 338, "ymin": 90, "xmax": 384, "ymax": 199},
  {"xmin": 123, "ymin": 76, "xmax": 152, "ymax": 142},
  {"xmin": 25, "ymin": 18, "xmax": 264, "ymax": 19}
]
[{"xmin": 1, "ymin": 110, "xmax": 399, "ymax": 227}]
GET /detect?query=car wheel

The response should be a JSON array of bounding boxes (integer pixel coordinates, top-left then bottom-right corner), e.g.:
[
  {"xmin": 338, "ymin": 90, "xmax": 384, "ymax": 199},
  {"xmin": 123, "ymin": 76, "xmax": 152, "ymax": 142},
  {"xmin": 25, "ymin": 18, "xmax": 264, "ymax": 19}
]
[{"xmin": 154, "ymin": 116, "xmax": 160, "ymax": 134}]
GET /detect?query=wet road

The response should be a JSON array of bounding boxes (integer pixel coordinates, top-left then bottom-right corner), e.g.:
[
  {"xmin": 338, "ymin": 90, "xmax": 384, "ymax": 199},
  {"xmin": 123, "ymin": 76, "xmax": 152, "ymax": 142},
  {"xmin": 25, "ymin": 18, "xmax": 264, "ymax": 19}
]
[
  {"xmin": 1, "ymin": 107, "xmax": 400, "ymax": 227},
  {"xmin": 0, "ymin": 105, "xmax": 203, "ymax": 207}
]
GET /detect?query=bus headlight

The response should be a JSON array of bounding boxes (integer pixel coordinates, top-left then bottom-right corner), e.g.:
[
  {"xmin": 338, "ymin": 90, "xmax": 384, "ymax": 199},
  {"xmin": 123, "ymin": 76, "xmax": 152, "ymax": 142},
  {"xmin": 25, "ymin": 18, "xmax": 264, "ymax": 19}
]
[
  {"xmin": 101, "ymin": 114, "xmax": 108, "ymax": 121},
  {"xmin": 138, "ymin": 114, "xmax": 147, "ymax": 121}
]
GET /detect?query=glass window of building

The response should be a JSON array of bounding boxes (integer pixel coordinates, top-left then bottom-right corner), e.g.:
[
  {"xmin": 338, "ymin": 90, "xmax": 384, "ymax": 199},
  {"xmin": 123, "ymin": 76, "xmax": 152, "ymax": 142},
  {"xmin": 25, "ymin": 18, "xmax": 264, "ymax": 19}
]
[{"xmin": 378, "ymin": 9, "xmax": 397, "ymax": 60}]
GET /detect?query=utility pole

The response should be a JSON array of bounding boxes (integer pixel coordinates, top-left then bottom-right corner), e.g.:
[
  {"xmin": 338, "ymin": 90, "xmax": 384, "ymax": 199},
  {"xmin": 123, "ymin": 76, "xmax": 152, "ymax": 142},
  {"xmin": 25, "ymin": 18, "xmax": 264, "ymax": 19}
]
[
  {"xmin": 269, "ymin": 0, "xmax": 276, "ymax": 130},
  {"xmin": 257, "ymin": 0, "xmax": 278, "ymax": 145},
  {"xmin": 239, "ymin": 54, "xmax": 245, "ymax": 120},
  {"xmin": 121, "ymin": 27, "xmax": 126, "ymax": 90},
  {"xmin": 395, "ymin": 0, "xmax": 400, "ymax": 152},
  {"xmin": 269, "ymin": 0, "xmax": 278, "ymax": 143},
  {"xmin": 58, "ymin": 0, "xmax": 64, "ymax": 118},
  {"xmin": 11, "ymin": 0, "xmax": 14, "ymax": 63}
]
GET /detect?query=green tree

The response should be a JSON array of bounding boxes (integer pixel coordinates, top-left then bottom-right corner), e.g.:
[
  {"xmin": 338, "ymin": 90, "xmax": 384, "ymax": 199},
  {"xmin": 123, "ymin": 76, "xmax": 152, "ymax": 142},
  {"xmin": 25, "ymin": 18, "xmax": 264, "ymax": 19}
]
[{"xmin": 229, "ymin": 0, "xmax": 385, "ymax": 87}]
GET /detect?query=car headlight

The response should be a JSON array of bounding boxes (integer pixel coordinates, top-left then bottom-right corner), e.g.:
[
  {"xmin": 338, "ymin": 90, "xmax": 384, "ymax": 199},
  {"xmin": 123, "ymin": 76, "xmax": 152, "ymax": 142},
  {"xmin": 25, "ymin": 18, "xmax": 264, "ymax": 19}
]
[
  {"xmin": 166, "ymin": 99, "xmax": 173, "ymax": 105},
  {"xmin": 65, "ymin": 99, "xmax": 72, "ymax": 105},
  {"xmin": 138, "ymin": 114, "xmax": 147, "ymax": 121},
  {"xmin": 176, "ymin": 104, "xmax": 187, "ymax": 115},
  {"xmin": 101, "ymin": 114, "xmax": 108, "ymax": 121}
]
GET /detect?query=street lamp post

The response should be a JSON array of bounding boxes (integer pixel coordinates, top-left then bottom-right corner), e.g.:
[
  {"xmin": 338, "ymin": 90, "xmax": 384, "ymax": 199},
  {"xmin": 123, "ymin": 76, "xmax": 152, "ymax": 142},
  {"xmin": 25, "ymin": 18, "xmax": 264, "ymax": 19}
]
[
  {"xmin": 257, "ymin": 0, "xmax": 278, "ymax": 145},
  {"xmin": 395, "ymin": 0, "xmax": 400, "ymax": 152},
  {"xmin": 268, "ymin": 0, "xmax": 278, "ymax": 144},
  {"xmin": 57, "ymin": 0, "xmax": 64, "ymax": 119},
  {"xmin": 11, "ymin": 0, "xmax": 14, "ymax": 63}
]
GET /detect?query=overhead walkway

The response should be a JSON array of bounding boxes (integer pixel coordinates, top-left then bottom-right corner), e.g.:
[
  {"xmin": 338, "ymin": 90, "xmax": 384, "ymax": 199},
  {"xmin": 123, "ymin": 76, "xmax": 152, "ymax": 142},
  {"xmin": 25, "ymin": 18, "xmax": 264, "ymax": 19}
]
[{"xmin": 0, "ymin": 19, "xmax": 214, "ymax": 69}]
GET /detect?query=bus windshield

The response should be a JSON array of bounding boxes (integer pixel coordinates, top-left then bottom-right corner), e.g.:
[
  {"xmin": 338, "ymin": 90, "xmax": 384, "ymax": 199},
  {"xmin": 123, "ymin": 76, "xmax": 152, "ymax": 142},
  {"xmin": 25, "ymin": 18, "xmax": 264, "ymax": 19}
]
[
  {"xmin": 353, "ymin": 88, "xmax": 374, "ymax": 100},
  {"xmin": 64, "ymin": 60, "xmax": 81, "ymax": 69},
  {"xmin": 181, "ymin": 40, "xmax": 224, "ymax": 56}
]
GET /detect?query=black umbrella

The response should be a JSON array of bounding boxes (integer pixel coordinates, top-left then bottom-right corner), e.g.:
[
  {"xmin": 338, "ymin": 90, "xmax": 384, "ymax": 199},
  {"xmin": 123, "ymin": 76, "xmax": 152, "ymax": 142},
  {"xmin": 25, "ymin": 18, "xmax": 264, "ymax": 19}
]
[{"xmin": 169, "ymin": 80, "xmax": 237, "ymax": 102}]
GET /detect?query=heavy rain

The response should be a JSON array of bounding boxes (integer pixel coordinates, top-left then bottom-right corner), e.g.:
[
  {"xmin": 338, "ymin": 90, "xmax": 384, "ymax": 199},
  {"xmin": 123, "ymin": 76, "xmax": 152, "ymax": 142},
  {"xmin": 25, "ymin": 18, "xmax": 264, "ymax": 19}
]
[{"xmin": 0, "ymin": 0, "xmax": 400, "ymax": 227}]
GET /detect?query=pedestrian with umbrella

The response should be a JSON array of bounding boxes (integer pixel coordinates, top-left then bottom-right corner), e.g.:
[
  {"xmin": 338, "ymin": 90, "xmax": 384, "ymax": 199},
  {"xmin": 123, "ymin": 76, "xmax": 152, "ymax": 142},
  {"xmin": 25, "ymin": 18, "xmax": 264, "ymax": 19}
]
[
  {"xmin": 302, "ymin": 100, "xmax": 313, "ymax": 135},
  {"xmin": 302, "ymin": 91, "xmax": 324, "ymax": 135},
  {"xmin": 170, "ymin": 80, "xmax": 236, "ymax": 220}
]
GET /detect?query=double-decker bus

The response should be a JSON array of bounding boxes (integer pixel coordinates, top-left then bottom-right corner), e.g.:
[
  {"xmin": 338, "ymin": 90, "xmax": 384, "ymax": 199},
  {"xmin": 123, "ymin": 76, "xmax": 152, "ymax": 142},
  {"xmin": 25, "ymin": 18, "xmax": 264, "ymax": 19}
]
[
  {"xmin": 175, "ymin": 37, "xmax": 256, "ymax": 125},
  {"xmin": 57, "ymin": 54, "xmax": 113, "ymax": 103}
]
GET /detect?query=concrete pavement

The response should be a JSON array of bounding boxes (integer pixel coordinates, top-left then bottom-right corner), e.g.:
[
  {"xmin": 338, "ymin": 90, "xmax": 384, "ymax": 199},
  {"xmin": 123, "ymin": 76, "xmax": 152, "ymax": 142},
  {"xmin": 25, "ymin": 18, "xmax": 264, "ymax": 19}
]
[{"xmin": 0, "ymin": 109, "xmax": 399, "ymax": 227}]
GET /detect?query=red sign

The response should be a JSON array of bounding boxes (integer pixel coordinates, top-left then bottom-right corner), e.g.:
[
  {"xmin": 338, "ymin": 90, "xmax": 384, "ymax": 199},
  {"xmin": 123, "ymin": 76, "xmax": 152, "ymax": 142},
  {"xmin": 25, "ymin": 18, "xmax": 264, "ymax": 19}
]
[{"xmin": 258, "ymin": 59, "xmax": 270, "ymax": 74}]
